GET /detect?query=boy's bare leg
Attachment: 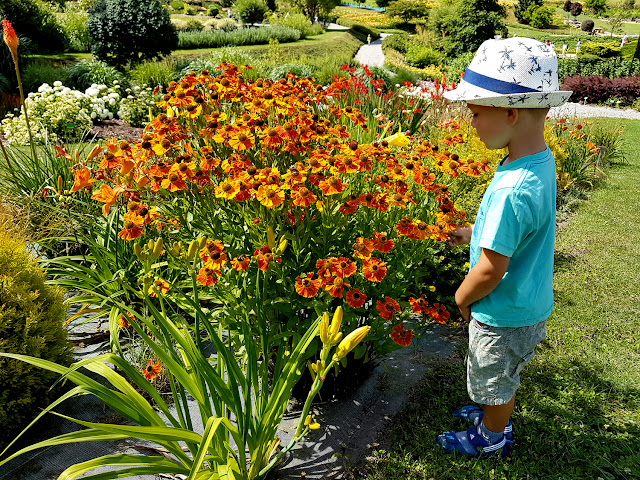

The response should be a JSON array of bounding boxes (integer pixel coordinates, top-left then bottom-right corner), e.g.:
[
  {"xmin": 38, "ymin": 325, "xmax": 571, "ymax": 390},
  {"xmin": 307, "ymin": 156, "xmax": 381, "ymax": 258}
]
[{"xmin": 482, "ymin": 395, "xmax": 515, "ymax": 433}]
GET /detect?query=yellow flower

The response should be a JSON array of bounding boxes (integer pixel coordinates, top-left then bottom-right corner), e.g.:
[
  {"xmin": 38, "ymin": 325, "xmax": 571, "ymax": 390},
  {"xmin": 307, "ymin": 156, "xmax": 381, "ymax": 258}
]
[
  {"xmin": 333, "ymin": 326, "xmax": 370, "ymax": 361},
  {"xmin": 319, "ymin": 307, "xmax": 343, "ymax": 346},
  {"xmin": 429, "ymin": 285, "xmax": 436, "ymax": 292}
]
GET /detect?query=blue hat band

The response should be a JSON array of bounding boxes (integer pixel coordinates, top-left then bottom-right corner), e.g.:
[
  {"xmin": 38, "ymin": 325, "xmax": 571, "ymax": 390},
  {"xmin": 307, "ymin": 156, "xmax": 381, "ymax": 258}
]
[{"xmin": 462, "ymin": 68, "xmax": 540, "ymax": 95}]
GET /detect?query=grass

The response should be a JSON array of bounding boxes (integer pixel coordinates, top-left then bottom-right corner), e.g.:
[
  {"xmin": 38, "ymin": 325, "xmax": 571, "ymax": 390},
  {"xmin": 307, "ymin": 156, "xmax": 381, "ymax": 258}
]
[
  {"xmin": 349, "ymin": 119, "xmax": 640, "ymax": 480},
  {"xmin": 555, "ymin": 8, "xmax": 640, "ymax": 36}
]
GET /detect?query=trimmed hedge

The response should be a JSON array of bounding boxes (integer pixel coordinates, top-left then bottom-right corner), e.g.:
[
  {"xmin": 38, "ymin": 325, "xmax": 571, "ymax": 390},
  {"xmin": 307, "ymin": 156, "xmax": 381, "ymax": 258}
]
[
  {"xmin": 177, "ymin": 26, "xmax": 301, "ymax": 49},
  {"xmin": 562, "ymin": 74, "xmax": 640, "ymax": 104}
]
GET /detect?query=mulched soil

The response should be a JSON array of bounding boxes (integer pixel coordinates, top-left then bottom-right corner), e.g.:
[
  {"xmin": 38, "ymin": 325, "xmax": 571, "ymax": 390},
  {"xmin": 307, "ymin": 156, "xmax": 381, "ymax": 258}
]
[{"xmin": 90, "ymin": 119, "xmax": 143, "ymax": 142}]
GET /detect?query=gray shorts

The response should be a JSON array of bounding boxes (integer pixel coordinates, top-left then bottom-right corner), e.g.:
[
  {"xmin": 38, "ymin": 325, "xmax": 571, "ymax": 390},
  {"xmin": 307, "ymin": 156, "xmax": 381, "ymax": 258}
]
[{"xmin": 467, "ymin": 316, "xmax": 546, "ymax": 406}]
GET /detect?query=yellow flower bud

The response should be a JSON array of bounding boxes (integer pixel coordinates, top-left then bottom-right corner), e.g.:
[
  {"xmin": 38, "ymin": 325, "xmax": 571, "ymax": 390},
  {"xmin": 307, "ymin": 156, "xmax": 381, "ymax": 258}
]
[
  {"xmin": 309, "ymin": 422, "xmax": 321, "ymax": 430},
  {"xmin": 167, "ymin": 105, "xmax": 175, "ymax": 118},
  {"xmin": 171, "ymin": 242, "xmax": 182, "ymax": 257},
  {"xmin": 133, "ymin": 243, "xmax": 143, "ymax": 260},
  {"xmin": 278, "ymin": 236, "xmax": 288, "ymax": 254},
  {"xmin": 198, "ymin": 236, "xmax": 207, "ymax": 249},
  {"xmin": 429, "ymin": 285, "xmax": 436, "ymax": 292},
  {"xmin": 333, "ymin": 326, "xmax": 370, "ymax": 361},
  {"xmin": 187, "ymin": 240, "xmax": 198, "ymax": 260},
  {"xmin": 147, "ymin": 239, "xmax": 155, "ymax": 251},
  {"xmin": 329, "ymin": 306, "xmax": 343, "ymax": 339},
  {"xmin": 57, "ymin": 176, "xmax": 63, "ymax": 193},
  {"xmin": 267, "ymin": 226, "xmax": 276, "ymax": 250},
  {"xmin": 304, "ymin": 415, "xmax": 312, "ymax": 426},
  {"xmin": 319, "ymin": 312, "xmax": 330, "ymax": 345},
  {"xmin": 153, "ymin": 238, "xmax": 164, "ymax": 258}
]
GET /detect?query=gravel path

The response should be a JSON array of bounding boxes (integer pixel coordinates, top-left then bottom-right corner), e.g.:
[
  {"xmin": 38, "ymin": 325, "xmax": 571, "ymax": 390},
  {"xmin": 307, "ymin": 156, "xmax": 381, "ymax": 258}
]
[
  {"xmin": 549, "ymin": 102, "xmax": 640, "ymax": 120},
  {"xmin": 354, "ymin": 33, "xmax": 391, "ymax": 68}
]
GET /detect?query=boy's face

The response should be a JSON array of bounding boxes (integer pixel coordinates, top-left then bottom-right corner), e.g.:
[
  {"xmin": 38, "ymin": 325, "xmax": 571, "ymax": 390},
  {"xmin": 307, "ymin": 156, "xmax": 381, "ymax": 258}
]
[{"xmin": 467, "ymin": 104, "xmax": 513, "ymax": 150}]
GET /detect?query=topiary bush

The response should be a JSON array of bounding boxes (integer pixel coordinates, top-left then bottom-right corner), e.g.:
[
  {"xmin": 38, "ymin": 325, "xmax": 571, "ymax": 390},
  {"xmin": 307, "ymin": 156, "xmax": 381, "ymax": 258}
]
[
  {"xmin": 581, "ymin": 19, "xmax": 595, "ymax": 32},
  {"xmin": 0, "ymin": 234, "xmax": 73, "ymax": 450},
  {"xmin": 87, "ymin": 0, "xmax": 179, "ymax": 68}
]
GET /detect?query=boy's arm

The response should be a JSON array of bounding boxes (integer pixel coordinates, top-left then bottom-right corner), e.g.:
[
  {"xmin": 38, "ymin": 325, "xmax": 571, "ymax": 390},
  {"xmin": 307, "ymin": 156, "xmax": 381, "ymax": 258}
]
[{"xmin": 455, "ymin": 248, "xmax": 510, "ymax": 321}]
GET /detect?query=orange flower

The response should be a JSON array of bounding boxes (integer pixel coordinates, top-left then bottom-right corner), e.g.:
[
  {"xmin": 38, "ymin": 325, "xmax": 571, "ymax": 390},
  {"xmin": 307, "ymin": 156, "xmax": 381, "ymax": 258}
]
[
  {"xmin": 161, "ymin": 173, "xmax": 187, "ymax": 192},
  {"xmin": 118, "ymin": 312, "xmax": 134, "ymax": 328},
  {"xmin": 290, "ymin": 186, "xmax": 317, "ymax": 207},
  {"xmin": 142, "ymin": 359, "xmax": 162, "ymax": 381},
  {"xmin": 254, "ymin": 246, "xmax": 280, "ymax": 272},
  {"xmin": 256, "ymin": 184, "xmax": 285, "ymax": 209},
  {"xmin": 376, "ymin": 296, "xmax": 400, "ymax": 320},
  {"xmin": 91, "ymin": 183, "xmax": 125, "ymax": 216},
  {"xmin": 390, "ymin": 324, "xmax": 413, "ymax": 347},
  {"xmin": 318, "ymin": 175, "xmax": 345, "ymax": 195},
  {"xmin": 148, "ymin": 279, "xmax": 170, "ymax": 297},
  {"xmin": 229, "ymin": 131, "xmax": 255, "ymax": 151},
  {"xmin": 70, "ymin": 165, "xmax": 96, "ymax": 192},
  {"xmin": 409, "ymin": 221, "xmax": 430, "ymax": 240},
  {"xmin": 428, "ymin": 303, "xmax": 450, "ymax": 324},
  {"xmin": 409, "ymin": 295, "xmax": 429, "ymax": 315},
  {"xmin": 231, "ymin": 255, "xmax": 250, "ymax": 271},
  {"xmin": 352, "ymin": 236, "xmax": 375, "ymax": 260},
  {"xmin": 362, "ymin": 257, "xmax": 387, "ymax": 283},
  {"xmin": 346, "ymin": 288, "xmax": 367, "ymax": 309},
  {"xmin": 333, "ymin": 257, "xmax": 357, "ymax": 278},
  {"xmin": 395, "ymin": 217, "xmax": 415, "ymax": 236},
  {"xmin": 261, "ymin": 128, "xmax": 283, "ymax": 148},
  {"xmin": 2, "ymin": 20, "xmax": 18, "ymax": 63},
  {"xmin": 215, "ymin": 180, "xmax": 240, "ymax": 200},
  {"xmin": 295, "ymin": 272, "xmax": 321, "ymax": 298},
  {"xmin": 323, "ymin": 275, "xmax": 348, "ymax": 298},
  {"xmin": 371, "ymin": 232, "xmax": 394, "ymax": 253},
  {"xmin": 118, "ymin": 220, "xmax": 143, "ymax": 240},
  {"xmin": 196, "ymin": 266, "xmax": 219, "ymax": 286}
]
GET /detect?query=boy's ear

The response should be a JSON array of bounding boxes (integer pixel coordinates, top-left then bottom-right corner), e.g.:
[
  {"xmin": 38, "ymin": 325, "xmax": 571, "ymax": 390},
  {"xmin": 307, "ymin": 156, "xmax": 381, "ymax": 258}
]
[{"xmin": 505, "ymin": 108, "xmax": 519, "ymax": 126}]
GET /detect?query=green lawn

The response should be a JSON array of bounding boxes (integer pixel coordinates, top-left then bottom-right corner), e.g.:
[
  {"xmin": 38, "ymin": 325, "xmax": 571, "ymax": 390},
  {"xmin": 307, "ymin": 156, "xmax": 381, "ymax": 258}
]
[
  {"xmin": 350, "ymin": 119, "xmax": 640, "ymax": 480},
  {"xmin": 555, "ymin": 8, "xmax": 640, "ymax": 36}
]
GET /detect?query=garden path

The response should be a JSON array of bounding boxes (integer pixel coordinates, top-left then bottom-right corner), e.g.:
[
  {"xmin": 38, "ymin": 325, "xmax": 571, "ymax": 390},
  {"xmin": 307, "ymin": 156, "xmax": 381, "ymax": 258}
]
[{"xmin": 354, "ymin": 33, "xmax": 391, "ymax": 68}]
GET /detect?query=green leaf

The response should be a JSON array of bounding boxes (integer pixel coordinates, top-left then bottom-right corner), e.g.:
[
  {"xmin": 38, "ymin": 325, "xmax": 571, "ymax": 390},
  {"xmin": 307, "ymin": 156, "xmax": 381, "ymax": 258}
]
[{"xmin": 58, "ymin": 454, "xmax": 187, "ymax": 480}]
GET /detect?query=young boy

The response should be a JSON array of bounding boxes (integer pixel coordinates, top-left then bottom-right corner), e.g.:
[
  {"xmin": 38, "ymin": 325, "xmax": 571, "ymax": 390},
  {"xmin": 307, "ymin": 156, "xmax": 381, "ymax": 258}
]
[{"xmin": 436, "ymin": 37, "xmax": 572, "ymax": 457}]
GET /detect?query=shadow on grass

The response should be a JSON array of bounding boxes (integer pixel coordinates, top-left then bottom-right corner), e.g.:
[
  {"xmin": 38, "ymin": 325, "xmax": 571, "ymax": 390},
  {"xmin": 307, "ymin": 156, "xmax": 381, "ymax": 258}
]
[{"xmin": 349, "ymin": 352, "xmax": 640, "ymax": 480}]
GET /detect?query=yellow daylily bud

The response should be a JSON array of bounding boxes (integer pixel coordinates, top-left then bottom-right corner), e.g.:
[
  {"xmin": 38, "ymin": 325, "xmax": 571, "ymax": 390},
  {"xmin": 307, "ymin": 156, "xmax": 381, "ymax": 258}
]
[
  {"xmin": 319, "ymin": 312, "xmax": 330, "ymax": 345},
  {"xmin": 333, "ymin": 326, "xmax": 370, "ymax": 361},
  {"xmin": 187, "ymin": 240, "xmax": 198, "ymax": 260},
  {"xmin": 133, "ymin": 243, "xmax": 143, "ymax": 260},
  {"xmin": 87, "ymin": 145, "xmax": 104, "ymax": 161},
  {"xmin": 147, "ymin": 239, "xmax": 155, "ymax": 251},
  {"xmin": 167, "ymin": 105, "xmax": 175, "ymax": 118},
  {"xmin": 171, "ymin": 242, "xmax": 182, "ymax": 257},
  {"xmin": 197, "ymin": 236, "xmax": 207, "ymax": 249},
  {"xmin": 267, "ymin": 226, "xmax": 276, "ymax": 250},
  {"xmin": 329, "ymin": 306, "xmax": 343, "ymax": 339},
  {"xmin": 57, "ymin": 176, "xmax": 63, "ymax": 193},
  {"xmin": 384, "ymin": 131, "xmax": 409, "ymax": 147},
  {"xmin": 304, "ymin": 415, "xmax": 312, "ymax": 426},
  {"xmin": 309, "ymin": 422, "xmax": 321, "ymax": 430},
  {"xmin": 278, "ymin": 236, "xmax": 288, "ymax": 254},
  {"xmin": 153, "ymin": 238, "xmax": 164, "ymax": 258}
]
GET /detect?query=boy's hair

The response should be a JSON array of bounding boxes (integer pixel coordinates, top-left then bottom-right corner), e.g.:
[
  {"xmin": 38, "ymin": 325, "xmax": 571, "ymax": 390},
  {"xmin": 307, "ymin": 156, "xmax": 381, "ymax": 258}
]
[{"xmin": 444, "ymin": 37, "xmax": 571, "ymax": 109}]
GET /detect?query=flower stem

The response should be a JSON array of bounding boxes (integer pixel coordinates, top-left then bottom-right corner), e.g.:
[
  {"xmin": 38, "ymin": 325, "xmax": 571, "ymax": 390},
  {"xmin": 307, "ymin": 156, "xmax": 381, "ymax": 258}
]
[{"xmin": 13, "ymin": 57, "xmax": 37, "ymax": 164}]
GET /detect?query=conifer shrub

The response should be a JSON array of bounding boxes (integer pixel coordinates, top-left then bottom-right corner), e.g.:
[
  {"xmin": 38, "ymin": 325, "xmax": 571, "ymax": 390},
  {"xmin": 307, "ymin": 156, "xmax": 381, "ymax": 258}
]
[{"xmin": 0, "ymin": 234, "xmax": 72, "ymax": 449}]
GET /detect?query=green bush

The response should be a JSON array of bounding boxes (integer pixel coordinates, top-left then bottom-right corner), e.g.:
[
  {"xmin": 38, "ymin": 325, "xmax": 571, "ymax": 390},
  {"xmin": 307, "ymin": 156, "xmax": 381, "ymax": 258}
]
[
  {"xmin": 21, "ymin": 60, "xmax": 68, "ymax": 94},
  {"xmin": 515, "ymin": 0, "xmax": 542, "ymax": 24},
  {"xmin": 385, "ymin": 0, "xmax": 431, "ymax": 23},
  {"xmin": 0, "ymin": 234, "xmax": 72, "ymax": 450},
  {"xmin": 128, "ymin": 57, "xmax": 186, "ymax": 89},
  {"xmin": 177, "ymin": 25, "xmax": 300, "ymax": 49},
  {"xmin": 0, "ymin": 0, "xmax": 66, "ymax": 52},
  {"xmin": 275, "ymin": 13, "xmax": 324, "ymax": 39},
  {"xmin": 405, "ymin": 44, "xmax": 442, "ymax": 68},
  {"xmin": 529, "ymin": 5, "xmax": 554, "ymax": 29},
  {"xmin": 581, "ymin": 19, "xmax": 595, "ymax": 32},
  {"xmin": 233, "ymin": 0, "xmax": 268, "ymax": 25},
  {"xmin": 87, "ymin": 0, "xmax": 179, "ymax": 67},
  {"xmin": 169, "ymin": 0, "xmax": 185, "ymax": 8},
  {"xmin": 268, "ymin": 63, "xmax": 315, "ymax": 80},
  {"xmin": 57, "ymin": 9, "xmax": 92, "ymax": 53},
  {"xmin": 206, "ymin": 4, "xmax": 220, "ymax": 16},
  {"xmin": 558, "ymin": 56, "xmax": 640, "ymax": 80},
  {"xmin": 66, "ymin": 59, "xmax": 128, "ymax": 91},
  {"xmin": 185, "ymin": 18, "xmax": 205, "ymax": 30},
  {"xmin": 381, "ymin": 33, "xmax": 411, "ymax": 54},
  {"xmin": 578, "ymin": 41, "xmax": 622, "ymax": 58}
]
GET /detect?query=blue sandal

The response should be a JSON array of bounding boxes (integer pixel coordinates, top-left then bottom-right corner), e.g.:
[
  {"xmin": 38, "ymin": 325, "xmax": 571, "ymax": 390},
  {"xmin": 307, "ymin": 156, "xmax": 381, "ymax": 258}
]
[
  {"xmin": 453, "ymin": 405, "xmax": 514, "ymax": 445},
  {"xmin": 436, "ymin": 426, "xmax": 508, "ymax": 458}
]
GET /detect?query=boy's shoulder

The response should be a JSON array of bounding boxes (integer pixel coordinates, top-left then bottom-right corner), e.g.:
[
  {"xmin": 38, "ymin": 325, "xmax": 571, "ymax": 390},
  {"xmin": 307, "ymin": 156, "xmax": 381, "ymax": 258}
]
[{"xmin": 491, "ymin": 148, "xmax": 555, "ymax": 193}]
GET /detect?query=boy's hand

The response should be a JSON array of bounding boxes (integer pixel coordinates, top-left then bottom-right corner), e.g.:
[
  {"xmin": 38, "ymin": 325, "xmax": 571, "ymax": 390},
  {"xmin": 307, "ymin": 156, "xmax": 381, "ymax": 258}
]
[
  {"xmin": 458, "ymin": 304, "xmax": 471, "ymax": 322},
  {"xmin": 447, "ymin": 225, "xmax": 473, "ymax": 246}
]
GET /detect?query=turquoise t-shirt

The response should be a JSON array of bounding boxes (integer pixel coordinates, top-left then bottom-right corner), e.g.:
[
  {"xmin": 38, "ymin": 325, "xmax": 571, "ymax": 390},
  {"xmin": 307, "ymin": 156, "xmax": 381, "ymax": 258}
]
[{"xmin": 469, "ymin": 147, "xmax": 556, "ymax": 327}]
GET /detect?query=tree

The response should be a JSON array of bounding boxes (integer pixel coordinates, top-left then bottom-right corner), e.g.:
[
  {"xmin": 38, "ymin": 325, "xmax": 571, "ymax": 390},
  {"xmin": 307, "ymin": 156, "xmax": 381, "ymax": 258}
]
[
  {"xmin": 563, "ymin": 0, "xmax": 573, "ymax": 14},
  {"xmin": 515, "ymin": 0, "xmax": 542, "ymax": 24},
  {"xmin": 584, "ymin": 0, "xmax": 607, "ymax": 15},
  {"xmin": 234, "ymin": 0, "xmax": 269, "ymax": 24},
  {"xmin": 88, "ymin": 0, "xmax": 178, "ymax": 68},
  {"xmin": 530, "ymin": 5, "xmax": 554, "ymax": 28},
  {"xmin": 385, "ymin": 0, "xmax": 432, "ymax": 23},
  {"xmin": 0, "ymin": 0, "xmax": 65, "ymax": 52},
  {"xmin": 581, "ymin": 18, "xmax": 595, "ymax": 32},
  {"xmin": 446, "ymin": 0, "xmax": 507, "ymax": 56},
  {"xmin": 608, "ymin": 16, "xmax": 623, "ymax": 35},
  {"xmin": 570, "ymin": 2, "xmax": 583, "ymax": 19},
  {"xmin": 279, "ymin": 0, "xmax": 340, "ymax": 21}
]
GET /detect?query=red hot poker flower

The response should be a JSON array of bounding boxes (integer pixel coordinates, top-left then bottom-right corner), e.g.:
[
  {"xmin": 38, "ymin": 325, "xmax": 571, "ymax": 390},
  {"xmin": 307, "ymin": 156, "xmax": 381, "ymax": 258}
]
[{"xmin": 2, "ymin": 20, "xmax": 18, "ymax": 63}]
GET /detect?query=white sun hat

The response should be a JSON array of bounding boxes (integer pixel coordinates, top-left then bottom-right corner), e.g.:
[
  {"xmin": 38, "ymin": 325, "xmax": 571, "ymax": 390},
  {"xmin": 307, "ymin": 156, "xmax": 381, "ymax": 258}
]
[{"xmin": 443, "ymin": 37, "xmax": 572, "ymax": 108}]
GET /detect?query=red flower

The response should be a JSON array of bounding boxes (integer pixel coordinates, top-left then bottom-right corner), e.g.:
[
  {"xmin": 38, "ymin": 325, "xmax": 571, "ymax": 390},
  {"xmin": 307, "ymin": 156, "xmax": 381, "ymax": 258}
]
[
  {"xmin": 428, "ymin": 303, "xmax": 450, "ymax": 324},
  {"xmin": 323, "ymin": 275, "xmax": 348, "ymax": 298},
  {"xmin": 196, "ymin": 266, "xmax": 219, "ymax": 286},
  {"xmin": 142, "ymin": 359, "xmax": 162, "ymax": 381},
  {"xmin": 371, "ymin": 231, "xmax": 394, "ymax": 253},
  {"xmin": 231, "ymin": 255, "xmax": 250, "ymax": 271},
  {"xmin": 409, "ymin": 295, "xmax": 429, "ymax": 315},
  {"xmin": 362, "ymin": 257, "xmax": 387, "ymax": 282},
  {"xmin": 346, "ymin": 288, "xmax": 367, "ymax": 309},
  {"xmin": 295, "ymin": 272, "xmax": 321, "ymax": 298},
  {"xmin": 376, "ymin": 296, "xmax": 400, "ymax": 320},
  {"xmin": 390, "ymin": 324, "xmax": 413, "ymax": 347},
  {"xmin": 118, "ymin": 220, "xmax": 143, "ymax": 241}
]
